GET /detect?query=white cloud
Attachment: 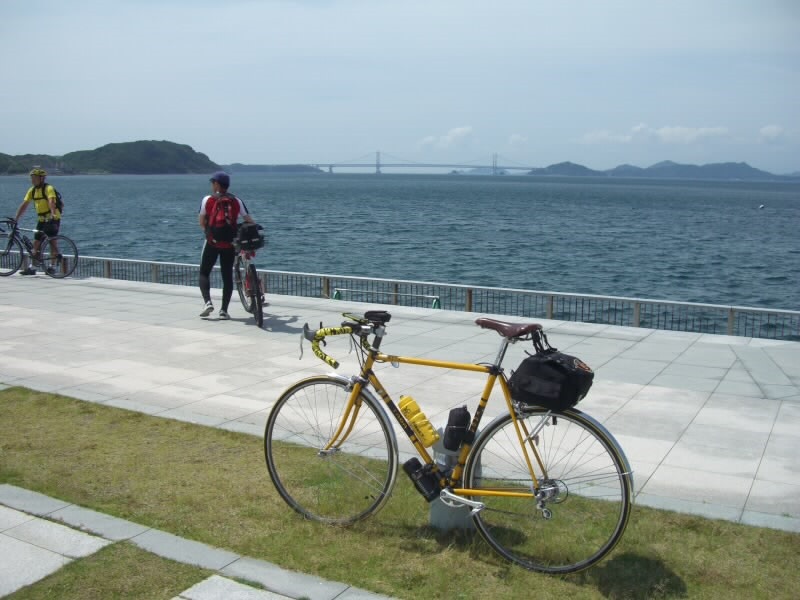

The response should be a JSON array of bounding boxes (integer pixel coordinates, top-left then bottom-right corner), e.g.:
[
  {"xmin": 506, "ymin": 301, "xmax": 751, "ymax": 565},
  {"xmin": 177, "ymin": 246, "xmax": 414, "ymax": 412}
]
[
  {"xmin": 582, "ymin": 124, "xmax": 729, "ymax": 145},
  {"xmin": 419, "ymin": 126, "xmax": 474, "ymax": 149},
  {"xmin": 581, "ymin": 130, "xmax": 634, "ymax": 144},
  {"xmin": 653, "ymin": 126, "xmax": 728, "ymax": 144},
  {"xmin": 759, "ymin": 125, "xmax": 785, "ymax": 143}
]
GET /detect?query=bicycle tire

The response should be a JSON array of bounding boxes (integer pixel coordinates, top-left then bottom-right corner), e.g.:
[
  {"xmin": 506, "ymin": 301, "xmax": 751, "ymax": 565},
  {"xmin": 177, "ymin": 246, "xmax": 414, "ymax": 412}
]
[
  {"xmin": 234, "ymin": 256, "xmax": 253, "ymax": 313},
  {"xmin": 264, "ymin": 375, "xmax": 398, "ymax": 525},
  {"xmin": 0, "ymin": 232, "xmax": 24, "ymax": 276},
  {"xmin": 249, "ymin": 264, "xmax": 263, "ymax": 327},
  {"xmin": 39, "ymin": 235, "xmax": 78, "ymax": 278},
  {"xmin": 463, "ymin": 407, "xmax": 633, "ymax": 574}
]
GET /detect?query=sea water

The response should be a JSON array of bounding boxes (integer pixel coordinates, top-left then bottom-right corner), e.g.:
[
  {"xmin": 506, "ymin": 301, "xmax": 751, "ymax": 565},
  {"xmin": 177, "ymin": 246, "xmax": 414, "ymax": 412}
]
[{"xmin": 1, "ymin": 173, "xmax": 798, "ymax": 310}]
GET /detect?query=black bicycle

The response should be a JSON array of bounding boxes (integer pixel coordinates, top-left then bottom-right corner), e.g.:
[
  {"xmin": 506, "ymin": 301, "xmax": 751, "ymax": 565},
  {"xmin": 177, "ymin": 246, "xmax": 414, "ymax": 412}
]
[
  {"xmin": 0, "ymin": 217, "xmax": 79, "ymax": 278},
  {"xmin": 233, "ymin": 224, "xmax": 266, "ymax": 327}
]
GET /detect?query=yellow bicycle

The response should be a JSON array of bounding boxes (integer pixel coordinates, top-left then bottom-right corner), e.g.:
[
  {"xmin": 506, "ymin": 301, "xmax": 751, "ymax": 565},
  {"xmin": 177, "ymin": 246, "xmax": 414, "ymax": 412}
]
[{"xmin": 264, "ymin": 310, "xmax": 633, "ymax": 574}]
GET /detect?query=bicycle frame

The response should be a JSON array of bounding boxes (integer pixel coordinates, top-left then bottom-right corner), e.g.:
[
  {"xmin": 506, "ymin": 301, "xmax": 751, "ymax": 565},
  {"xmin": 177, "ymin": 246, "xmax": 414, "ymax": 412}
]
[
  {"xmin": 5, "ymin": 221, "xmax": 50, "ymax": 255},
  {"xmin": 321, "ymin": 333, "xmax": 546, "ymax": 502},
  {"xmin": 237, "ymin": 251, "xmax": 264, "ymax": 294}
]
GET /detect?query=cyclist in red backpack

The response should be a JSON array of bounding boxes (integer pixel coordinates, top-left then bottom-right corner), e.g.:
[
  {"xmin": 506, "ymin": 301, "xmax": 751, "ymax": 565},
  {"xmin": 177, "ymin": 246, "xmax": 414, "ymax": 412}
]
[{"xmin": 197, "ymin": 171, "xmax": 254, "ymax": 319}]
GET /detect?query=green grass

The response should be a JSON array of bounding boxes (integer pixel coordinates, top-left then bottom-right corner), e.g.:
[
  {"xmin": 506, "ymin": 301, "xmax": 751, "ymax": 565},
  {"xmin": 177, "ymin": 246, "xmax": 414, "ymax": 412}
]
[
  {"xmin": 5, "ymin": 542, "xmax": 210, "ymax": 599},
  {"xmin": 1, "ymin": 387, "xmax": 799, "ymax": 599}
]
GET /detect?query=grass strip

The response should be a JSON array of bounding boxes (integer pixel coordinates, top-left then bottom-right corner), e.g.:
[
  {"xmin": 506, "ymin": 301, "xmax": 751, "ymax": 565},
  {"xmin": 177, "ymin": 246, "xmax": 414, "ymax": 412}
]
[
  {"xmin": 5, "ymin": 541, "xmax": 210, "ymax": 600},
  {"xmin": 1, "ymin": 387, "xmax": 799, "ymax": 599}
]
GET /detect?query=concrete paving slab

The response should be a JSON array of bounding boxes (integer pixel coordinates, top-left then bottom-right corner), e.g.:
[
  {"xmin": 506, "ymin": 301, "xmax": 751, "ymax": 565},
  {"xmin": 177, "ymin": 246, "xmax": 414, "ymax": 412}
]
[
  {"xmin": 0, "ymin": 533, "xmax": 69, "ymax": 597},
  {"xmin": 0, "ymin": 484, "xmax": 72, "ymax": 516},
  {"xmin": 177, "ymin": 574, "xmax": 290, "ymax": 600},
  {"xmin": 0, "ymin": 505, "xmax": 34, "ymax": 530},
  {"xmin": 641, "ymin": 464, "xmax": 753, "ymax": 509},
  {"xmin": 4, "ymin": 517, "xmax": 111, "ymax": 558},
  {"xmin": 131, "ymin": 528, "xmax": 241, "ymax": 570},
  {"xmin": 740, "ymin": 510, "xmax": 800, "ymax": 533},
  {"xmin": 744, "ymin": 480, "xmax": 800, "ymax": 519},
  {"xmin": 221, "ymin": 556, "xmax": 350, "ymax": 600},
  {"xmin": 50, "ymin": 504, "xmax": 151, "ymax": 541}
]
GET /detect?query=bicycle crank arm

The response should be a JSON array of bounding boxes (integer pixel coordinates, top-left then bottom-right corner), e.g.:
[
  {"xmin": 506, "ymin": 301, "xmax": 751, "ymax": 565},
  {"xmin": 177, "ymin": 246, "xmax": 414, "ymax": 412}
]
[{"xmin": 439, "ymin": 488, "xmax": 485, "ymax": 515}]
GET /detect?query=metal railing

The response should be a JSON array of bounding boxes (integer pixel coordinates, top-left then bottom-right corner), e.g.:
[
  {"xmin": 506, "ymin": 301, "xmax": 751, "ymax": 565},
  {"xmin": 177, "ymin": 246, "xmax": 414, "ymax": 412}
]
[{"xmin": 69, "ymin": 255, "xmax": 800, "ymax": 341}]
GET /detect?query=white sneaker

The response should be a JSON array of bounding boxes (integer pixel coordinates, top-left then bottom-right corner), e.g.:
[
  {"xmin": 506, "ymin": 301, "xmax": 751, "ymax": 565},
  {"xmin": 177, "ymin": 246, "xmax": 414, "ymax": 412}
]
[
  {"xmin": 199, "ymin": 302, "xmax": 214, "ymax": 317},
  {"xmin": 218, "ymin": 309, "xmax": 230, "ymax": 320}
]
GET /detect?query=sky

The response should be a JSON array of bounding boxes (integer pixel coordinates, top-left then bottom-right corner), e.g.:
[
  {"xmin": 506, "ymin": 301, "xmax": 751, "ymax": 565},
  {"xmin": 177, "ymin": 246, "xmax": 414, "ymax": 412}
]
[{"xmin": 2, "ymin": 0, "xmax": 799, "ymax": 174}]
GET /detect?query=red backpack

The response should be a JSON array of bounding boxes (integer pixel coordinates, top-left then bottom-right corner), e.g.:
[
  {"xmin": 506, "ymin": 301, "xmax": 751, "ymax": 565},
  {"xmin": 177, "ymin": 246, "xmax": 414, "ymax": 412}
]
[{"xmin": 206, "ymin": 193, "xmax": 240, "ymax": 243}]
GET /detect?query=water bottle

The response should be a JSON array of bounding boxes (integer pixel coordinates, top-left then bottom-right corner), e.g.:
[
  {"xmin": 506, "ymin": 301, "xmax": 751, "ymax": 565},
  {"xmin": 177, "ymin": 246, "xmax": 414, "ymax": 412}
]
[{"xmin": 399, "ymin": 395, "xmax": 440, "ymax": 447}]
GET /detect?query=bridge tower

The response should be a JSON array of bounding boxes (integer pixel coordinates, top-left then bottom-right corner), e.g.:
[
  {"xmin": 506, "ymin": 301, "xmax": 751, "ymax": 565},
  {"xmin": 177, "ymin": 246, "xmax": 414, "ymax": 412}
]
[
  {"xmin": 376, "ymin": 151, "xmax": 381, "ymax": 175},
  {"xmin": 492, "ymin": 153, "xmax": 498, "ymax": 176}
]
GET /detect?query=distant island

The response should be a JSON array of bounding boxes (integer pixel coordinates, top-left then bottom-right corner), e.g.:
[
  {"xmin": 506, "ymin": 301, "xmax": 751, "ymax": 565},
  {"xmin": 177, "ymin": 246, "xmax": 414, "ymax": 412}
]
[
  {"xmin": 456, "ymin": 160, "xmax": 799, "ymax": 182},
  {"xmin": 523, "ymin": 160, "xmax": 799, "ymax": 182},
  {"xmin": 0, "ymin": 140, "xmax": 323, "ymax": 176},
  {"xmin": 0, "ymin": 140, "xmax": 796, "ymax": 181}
]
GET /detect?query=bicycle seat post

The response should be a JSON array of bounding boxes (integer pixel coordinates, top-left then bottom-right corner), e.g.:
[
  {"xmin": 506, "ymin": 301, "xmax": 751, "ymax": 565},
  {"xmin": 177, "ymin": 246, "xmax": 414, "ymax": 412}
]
[{"xmin": 492, "ymin": 337, "xmax": 513, "ymax": 369}]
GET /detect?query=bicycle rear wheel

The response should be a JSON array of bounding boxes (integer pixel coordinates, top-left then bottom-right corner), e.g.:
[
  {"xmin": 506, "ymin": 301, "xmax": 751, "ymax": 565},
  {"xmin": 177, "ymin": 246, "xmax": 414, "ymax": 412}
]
[
  {"xmin": 235, "ymin": 256, "xmax": 254, "ymax": 313},
  {"xmin": 463, "ymin": 407, "xmax": 633, "ymax": 574},
  {"xmin": 0, "ymin": 232, "xmax": 24, "ymax": 276},
  {"xmin": 39, "ymin": 235, "xmax": 78, "ymax": 278},
  {"xmin": 248, "ymin": 264, "xmax": 263, "ymax": 327},
  {"xmin": 264, "ymin": 376, "xmax": 398, "ymax": 525}
]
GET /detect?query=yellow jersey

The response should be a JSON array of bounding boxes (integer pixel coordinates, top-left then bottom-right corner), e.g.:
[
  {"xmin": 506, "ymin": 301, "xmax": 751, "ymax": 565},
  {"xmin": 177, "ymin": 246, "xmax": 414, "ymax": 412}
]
[{"xmin": 24, "ymin": 185, "xmax": 61, "ymax": 222}]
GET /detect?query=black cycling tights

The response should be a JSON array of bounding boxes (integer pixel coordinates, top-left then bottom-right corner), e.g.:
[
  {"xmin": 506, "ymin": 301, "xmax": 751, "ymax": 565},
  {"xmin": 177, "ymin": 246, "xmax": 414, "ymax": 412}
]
[{"xmin": 199, "ymin": 243, "xmax": 235, "ymax": 311}]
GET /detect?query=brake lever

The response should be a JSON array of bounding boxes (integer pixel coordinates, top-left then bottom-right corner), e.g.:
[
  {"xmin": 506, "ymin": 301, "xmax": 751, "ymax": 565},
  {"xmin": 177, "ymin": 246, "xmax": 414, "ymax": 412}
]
[{"xmin": 299, "ymin": 322, "xmax": 325, "ymax": 360}]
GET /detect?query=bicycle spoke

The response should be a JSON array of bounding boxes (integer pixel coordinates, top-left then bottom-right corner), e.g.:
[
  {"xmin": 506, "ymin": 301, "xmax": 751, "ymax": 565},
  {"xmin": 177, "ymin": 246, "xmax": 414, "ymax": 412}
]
[
  {"xmin": 465, "ymin": 409, "xmax": 632, "ymax": 574},
  {"xmin": 39, "ymin": 235, "xmax": 78, "ymax": 278},
  {"xmin": 0, "ymin": 232, "xmax": 24, "ymax": 276},
  {"xmin": 265, "ymin": 377, "xmax": 397, "ymax": 524}
]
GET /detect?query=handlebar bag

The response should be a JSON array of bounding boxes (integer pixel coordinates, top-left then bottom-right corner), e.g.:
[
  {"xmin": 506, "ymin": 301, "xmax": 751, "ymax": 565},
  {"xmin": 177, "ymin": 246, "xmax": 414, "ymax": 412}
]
[{"xmin": 235, "ymin": 222, "xmax": 265, "ymax": 250}]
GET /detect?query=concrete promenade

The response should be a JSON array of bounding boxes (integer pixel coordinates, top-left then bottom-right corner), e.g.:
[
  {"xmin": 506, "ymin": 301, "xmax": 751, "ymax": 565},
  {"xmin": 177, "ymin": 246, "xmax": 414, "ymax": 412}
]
[{"xmin": 1, "ymin": 275, "xmax": 799, "ymax": 597}]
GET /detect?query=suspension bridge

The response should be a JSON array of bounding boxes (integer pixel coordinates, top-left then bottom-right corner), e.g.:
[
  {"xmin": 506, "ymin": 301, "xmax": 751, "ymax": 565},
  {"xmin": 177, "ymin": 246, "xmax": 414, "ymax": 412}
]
[{"xmin": 309, "ymin": 152, "xmax": 537, "ymax": 174}]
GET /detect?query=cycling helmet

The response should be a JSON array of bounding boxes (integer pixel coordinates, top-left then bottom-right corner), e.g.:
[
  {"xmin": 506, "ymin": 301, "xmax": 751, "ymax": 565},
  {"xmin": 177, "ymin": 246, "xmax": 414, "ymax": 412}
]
[
  {"xmin": 209, "ymin": 171, "xmax": 230, "ymax": 188},
  {"xmin": 29, "ymin": 167, "xmax": 47, "ymax": 177}
]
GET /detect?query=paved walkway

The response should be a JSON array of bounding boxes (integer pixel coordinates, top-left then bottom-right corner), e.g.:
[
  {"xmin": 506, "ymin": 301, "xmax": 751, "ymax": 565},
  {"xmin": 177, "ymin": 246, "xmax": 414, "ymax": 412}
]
[{"xmin": 1, "ymin": 275, "xmax": 799, "ymax": 597}]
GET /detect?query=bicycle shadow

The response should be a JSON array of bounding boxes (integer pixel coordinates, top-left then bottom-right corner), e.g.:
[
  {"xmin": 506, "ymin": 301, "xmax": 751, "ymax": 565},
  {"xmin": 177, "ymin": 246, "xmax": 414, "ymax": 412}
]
[
  {"xmin": 394, "ymin": 525, "xmax": 686, "ymax": 598},
  {"xmin": 573, "ymin": 553, "xmax": 688, "ymax": 599},
  {"xmin": 261, "ymin": 314, "xmax": 303, "ymax": 335}
]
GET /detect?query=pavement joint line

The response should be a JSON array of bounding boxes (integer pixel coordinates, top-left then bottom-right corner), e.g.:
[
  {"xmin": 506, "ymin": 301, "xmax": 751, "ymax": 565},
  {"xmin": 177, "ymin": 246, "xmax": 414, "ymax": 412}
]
[{"xmin": 0, "ymin": 484, "xmax": 395, "ymax": 600}]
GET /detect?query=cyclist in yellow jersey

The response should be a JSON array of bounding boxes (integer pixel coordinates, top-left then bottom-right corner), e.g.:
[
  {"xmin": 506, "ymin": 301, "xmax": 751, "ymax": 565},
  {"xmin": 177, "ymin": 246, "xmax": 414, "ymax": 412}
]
[{"xmin": 14, "ymin": 167, "xmax": 62, "ymax": 275}]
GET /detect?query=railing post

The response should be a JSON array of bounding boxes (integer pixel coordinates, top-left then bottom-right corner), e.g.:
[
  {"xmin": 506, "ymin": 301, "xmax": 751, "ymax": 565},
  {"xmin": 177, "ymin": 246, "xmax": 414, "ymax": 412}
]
[
  {"xmin": 322, "ymin": 277, "xmax": 330, "ymax": 299},
  {"xmin": 393, "ymin": 282, "xmax": 399, "ymax": 305},
  {"xmin": 151, "ymin": 263, "xmax": 159, "ymax": 283},
  {"xmin": 103, "ymin": 259, "xmax": 112, "ymax": 279},
  {"xmin": 728, "ymin": 308, "xmax": 735, "ymax": 336},
  {"xmin": 466, "ymin": 288, "xmax": 473, "ymax": 312},
  {"xmin": 546, "ymin": 295, "xmax": 554, "ymax": 320},
  {"xmin": 633, "ymin": 301, "xmax": 640, "ymax": 328}
]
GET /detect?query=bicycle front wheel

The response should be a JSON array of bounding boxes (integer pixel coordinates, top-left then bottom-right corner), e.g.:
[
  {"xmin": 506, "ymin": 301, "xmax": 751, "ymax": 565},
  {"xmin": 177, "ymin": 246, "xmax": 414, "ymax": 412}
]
[
  {"xmin": 248, "ymin": 264, "xmax": 263, "ymax": 327},
  {"xmin": 0, "ymin": 232, "xmax": 24, "ymax": 276},
  {"xmin": 235, "ymin": 256, "xmax": 253, "ymax": 313},
  {"xmin": 264, "ymin": 376, "xmax": 398, "ymax": 525},
  {"xmin": 463, "ymin": 408, "xmax": 633, "ymax": 574},
  {"xmin": 39, "ymin": 235, "xmax": 78, "ymax": 278}
]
